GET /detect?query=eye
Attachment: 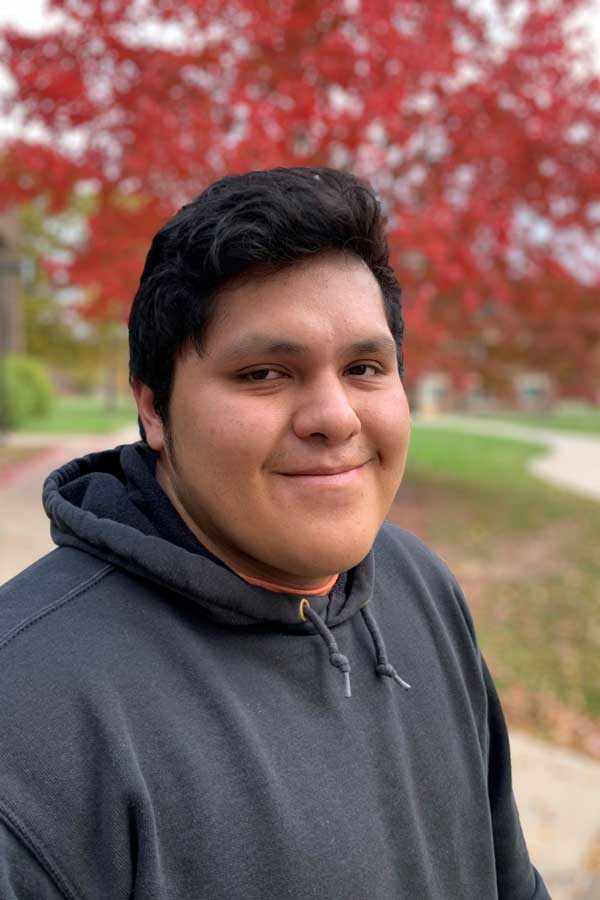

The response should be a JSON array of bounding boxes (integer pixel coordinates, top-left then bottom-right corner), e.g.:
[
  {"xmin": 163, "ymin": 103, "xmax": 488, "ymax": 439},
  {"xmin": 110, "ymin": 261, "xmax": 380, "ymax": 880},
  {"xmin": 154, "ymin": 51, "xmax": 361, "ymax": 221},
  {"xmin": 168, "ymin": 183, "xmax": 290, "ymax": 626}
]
[
  {"xmin": 345, "ymin": 363, "xmax": 382, "ymax": 377},
  {"xmin": 241, "ymin": 368, "xmax": 286, "ymax": 381}
]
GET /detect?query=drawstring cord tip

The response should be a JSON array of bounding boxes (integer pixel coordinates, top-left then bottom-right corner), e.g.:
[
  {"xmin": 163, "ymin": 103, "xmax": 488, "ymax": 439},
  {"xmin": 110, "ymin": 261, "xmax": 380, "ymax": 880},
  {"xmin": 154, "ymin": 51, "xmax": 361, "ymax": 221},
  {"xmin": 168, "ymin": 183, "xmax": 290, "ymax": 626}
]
[
  {"xmin": 376, "ymin": 663, "xmax": 412, "ymax": 691},
  {"xmin": 344, "ymin": 671, "xmax": 352, "ymax": 699},
  {"xmin": 392, "ymin": 673, "xmax": 411, "ymax": 690}
]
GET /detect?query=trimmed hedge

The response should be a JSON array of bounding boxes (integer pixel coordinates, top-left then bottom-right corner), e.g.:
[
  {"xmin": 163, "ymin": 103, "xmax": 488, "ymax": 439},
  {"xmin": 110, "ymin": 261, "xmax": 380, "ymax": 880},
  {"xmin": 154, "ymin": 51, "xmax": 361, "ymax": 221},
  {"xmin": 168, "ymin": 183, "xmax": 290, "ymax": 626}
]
[{"xmin": 2, "ymin": 355, "xmax": 56, "ymax": 428}]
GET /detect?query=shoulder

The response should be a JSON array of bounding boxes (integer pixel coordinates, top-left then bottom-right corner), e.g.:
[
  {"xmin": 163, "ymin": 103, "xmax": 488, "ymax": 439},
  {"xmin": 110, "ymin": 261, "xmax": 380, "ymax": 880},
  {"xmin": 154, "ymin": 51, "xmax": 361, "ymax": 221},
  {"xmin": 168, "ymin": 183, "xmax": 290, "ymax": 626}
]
[
  {"xmin": 0, "ymin": 545, "xmax": 170, "ymax": 705},
  {"xmin": 0, "ymin": 546, "xmax": 114, "ymax": 643},
  {"xmin": 374, "ymin": 520, "xmax": 457, "ymax": 590},
  {"xmin": 373, "ymin": 521, "xmax": 479, "ymax": 649},
  {"xmin": 0, "ymin": 546, "xmax": 152, "ymax": 695}
]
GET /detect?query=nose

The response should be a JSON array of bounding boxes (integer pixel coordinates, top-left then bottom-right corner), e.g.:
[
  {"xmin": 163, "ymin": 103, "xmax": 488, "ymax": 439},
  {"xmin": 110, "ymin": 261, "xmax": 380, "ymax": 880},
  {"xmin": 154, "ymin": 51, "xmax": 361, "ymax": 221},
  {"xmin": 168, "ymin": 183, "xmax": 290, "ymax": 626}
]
[{"xmin": 291, "ymin": 373, "xmax": 362, "ymax": 443}]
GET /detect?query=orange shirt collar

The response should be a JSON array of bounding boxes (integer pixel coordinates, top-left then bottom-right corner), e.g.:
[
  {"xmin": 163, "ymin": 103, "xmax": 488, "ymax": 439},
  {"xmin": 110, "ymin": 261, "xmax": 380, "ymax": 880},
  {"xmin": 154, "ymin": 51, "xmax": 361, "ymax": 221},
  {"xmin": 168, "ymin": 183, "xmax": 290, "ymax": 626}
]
[{"xmin": 232, "ymin": 570, "xmax": 339, "ymax": 596}]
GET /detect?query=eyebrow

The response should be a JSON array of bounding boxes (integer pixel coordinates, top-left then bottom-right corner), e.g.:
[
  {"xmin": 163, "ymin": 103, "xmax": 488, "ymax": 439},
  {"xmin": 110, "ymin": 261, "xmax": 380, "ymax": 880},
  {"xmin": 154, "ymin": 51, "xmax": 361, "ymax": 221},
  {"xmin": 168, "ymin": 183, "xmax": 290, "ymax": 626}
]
[{"xmin": 221, "ymin": 333, "xmax": 398, "ymax": 361}]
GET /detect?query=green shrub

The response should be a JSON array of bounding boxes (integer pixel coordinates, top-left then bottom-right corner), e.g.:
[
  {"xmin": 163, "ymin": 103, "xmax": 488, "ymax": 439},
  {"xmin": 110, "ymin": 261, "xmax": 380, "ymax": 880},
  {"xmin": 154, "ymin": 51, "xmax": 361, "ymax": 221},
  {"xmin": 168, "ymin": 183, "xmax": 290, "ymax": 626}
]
[{"xmin": 2, "ymin": 354, "xmax": 56, "ymax": 428}]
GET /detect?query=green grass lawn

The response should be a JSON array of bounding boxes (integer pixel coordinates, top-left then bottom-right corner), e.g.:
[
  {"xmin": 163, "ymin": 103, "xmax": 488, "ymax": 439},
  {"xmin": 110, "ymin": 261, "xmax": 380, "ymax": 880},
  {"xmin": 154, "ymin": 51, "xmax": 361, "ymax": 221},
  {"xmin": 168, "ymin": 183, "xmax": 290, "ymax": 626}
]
[
  {"xmin": 467, "ymin": 406, "xmax": 600, "ymax": 434},
  {"xmin": 15, "ymin": 394, "xmax": 138, "ymax": 435},
  {"xmin": 389, "ymin": 426, "xmax": 600, "ymax": 758}
]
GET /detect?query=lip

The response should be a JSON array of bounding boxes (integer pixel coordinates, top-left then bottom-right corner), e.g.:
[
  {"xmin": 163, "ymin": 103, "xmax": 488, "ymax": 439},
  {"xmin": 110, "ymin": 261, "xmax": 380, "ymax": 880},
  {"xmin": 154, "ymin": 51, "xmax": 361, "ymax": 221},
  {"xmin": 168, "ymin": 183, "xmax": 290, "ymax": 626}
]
[
  {"xmin": 278, "ymin": 461, "xmax": 369, "ymax": 487},
  {"xmin": 284, "ymin": 463, "xmax": 366, "ymax": 476}
]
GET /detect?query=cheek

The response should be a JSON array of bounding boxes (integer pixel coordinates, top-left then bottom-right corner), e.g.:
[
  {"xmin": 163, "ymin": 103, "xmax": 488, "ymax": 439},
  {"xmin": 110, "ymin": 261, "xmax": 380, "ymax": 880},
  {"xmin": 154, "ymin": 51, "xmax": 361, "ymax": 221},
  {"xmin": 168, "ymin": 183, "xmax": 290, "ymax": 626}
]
[
  {"xmin": 179, "ymin": 396, "xmax": 277, "ymax": 475},
  {"xmin": 367, "ymin": 392, "xmax": 409, "ymax": 450}
]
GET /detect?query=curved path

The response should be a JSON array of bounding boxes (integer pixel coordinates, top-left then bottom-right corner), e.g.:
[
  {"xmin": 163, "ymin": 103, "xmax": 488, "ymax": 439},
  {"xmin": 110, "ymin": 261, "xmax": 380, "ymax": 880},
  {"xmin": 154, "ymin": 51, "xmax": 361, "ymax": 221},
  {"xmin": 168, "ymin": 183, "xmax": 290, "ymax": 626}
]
[{"xmin": 413, "ymin": 414, "xmax": 600, "ymax": 501}]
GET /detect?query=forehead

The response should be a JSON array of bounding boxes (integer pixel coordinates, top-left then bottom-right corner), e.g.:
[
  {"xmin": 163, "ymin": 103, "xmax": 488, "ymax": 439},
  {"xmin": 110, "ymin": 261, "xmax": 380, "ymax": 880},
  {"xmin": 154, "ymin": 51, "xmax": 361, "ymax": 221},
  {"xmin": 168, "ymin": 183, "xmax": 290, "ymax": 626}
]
[{"xmin": 204, "ymin": 253, "xmax": 392, "ymax": 353}]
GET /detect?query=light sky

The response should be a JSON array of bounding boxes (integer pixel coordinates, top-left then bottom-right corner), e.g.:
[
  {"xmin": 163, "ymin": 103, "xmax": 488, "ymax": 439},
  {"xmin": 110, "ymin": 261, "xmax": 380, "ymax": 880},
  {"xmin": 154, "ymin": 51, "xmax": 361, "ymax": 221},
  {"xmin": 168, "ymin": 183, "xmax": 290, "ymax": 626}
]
[
  {"xmin": 2, "ymin": 0, "xmax": 600, "ymax": 42},
  {"xmin": 0, "ymin": 0, "xmax": 64, "ymax": 33}
]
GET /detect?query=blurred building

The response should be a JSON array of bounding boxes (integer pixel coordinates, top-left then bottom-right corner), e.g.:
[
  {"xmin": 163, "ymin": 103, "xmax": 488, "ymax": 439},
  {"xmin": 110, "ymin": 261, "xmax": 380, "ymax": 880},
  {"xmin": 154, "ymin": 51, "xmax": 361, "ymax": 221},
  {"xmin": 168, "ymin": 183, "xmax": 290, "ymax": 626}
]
[
  {"xmin": 414, "ymin": 373, "xmax": 455, "ymax": 416},
  {"xmin": 513, "ymin": 373, "xmax": 554, "ymax": 411},
  {"xmin": 414, "ymin": 370, "xmax": 557, "ymax": 414}
]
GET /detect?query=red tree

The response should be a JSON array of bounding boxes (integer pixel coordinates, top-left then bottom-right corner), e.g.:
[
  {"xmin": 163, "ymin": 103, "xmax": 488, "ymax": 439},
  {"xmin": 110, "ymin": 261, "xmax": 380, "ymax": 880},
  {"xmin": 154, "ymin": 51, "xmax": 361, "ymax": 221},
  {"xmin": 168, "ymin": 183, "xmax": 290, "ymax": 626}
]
[{"xmin": 2, "ymin": 0, "xmax": 600, "ymax": 397}]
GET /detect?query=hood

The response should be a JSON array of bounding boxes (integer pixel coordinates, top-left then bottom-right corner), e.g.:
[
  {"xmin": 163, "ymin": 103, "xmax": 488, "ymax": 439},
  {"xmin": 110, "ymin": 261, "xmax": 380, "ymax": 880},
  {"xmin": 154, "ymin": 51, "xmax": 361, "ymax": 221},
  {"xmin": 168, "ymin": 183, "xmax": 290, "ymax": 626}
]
[
  {"xmin": 42, "ymin": 442, "xmax": 373, "ymax": 631},
  {"xmin": 43, "ymin": 442, "xmax": 411, "ymax": 698}
]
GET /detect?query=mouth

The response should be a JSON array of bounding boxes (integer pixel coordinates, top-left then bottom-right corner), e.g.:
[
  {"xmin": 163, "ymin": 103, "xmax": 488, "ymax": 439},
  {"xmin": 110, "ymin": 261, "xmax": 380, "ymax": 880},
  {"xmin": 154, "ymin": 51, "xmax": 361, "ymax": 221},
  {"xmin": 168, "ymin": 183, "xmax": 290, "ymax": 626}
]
[{"xmin": 278, "ymin": 461, "xmax": 369, "ymax": 487}]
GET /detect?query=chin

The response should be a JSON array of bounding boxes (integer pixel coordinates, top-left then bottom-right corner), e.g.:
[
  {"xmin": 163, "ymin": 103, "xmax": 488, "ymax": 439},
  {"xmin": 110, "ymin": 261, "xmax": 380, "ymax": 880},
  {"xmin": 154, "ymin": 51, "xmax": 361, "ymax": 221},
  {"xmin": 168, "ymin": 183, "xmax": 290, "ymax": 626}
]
[{"xmin": 274, "ymin": 532, "xmax": 376, "ymax": 580}]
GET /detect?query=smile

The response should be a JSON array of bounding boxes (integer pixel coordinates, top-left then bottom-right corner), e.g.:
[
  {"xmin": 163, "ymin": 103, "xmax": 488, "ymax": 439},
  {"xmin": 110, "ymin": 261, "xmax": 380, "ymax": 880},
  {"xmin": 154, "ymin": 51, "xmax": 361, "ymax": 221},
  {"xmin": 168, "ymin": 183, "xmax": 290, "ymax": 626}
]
[{"xmin": 278, "ymin": 462, "xmax": 368, "ymax": 487}]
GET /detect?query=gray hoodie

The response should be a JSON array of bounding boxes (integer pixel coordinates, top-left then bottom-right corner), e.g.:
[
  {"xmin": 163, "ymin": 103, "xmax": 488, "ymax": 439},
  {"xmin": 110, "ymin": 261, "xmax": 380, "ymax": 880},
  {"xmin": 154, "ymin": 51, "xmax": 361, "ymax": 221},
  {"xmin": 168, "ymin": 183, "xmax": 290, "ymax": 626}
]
[{"xmin": 0, "ymin": 443, "xmax": 550, "ymax": 899}]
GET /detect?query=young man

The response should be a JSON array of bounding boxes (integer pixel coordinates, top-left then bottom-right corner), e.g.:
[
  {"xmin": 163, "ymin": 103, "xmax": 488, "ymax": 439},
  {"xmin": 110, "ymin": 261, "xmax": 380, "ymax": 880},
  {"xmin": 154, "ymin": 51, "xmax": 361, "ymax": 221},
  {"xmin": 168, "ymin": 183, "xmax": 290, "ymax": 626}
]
[{"xmin": 0, "ymin": 168, "xmax": 550, "ymax": 899}]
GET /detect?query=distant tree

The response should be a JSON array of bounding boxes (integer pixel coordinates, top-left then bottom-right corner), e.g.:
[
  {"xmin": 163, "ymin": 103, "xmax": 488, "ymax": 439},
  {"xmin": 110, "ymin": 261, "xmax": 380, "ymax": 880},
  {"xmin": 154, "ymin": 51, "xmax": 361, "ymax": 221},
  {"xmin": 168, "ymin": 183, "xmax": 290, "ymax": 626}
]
[
  {"xmin": 19, "ymin": 200, "xmax": 83, "ymax": 364},
  {"xmin": 2, "ymin": 0, "xmax": 599, "ymax": 396},
  {"xmin": 18, "ymin": 200, "xmax": 128, "ymax": 403}
]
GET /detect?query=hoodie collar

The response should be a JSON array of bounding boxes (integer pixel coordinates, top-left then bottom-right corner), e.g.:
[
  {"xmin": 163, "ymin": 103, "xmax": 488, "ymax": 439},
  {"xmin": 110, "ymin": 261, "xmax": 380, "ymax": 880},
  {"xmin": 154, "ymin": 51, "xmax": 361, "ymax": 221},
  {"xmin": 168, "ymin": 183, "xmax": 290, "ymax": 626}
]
[{"xmin": 42, "ymin": 443, "xmax": 371, "ymax": 631}]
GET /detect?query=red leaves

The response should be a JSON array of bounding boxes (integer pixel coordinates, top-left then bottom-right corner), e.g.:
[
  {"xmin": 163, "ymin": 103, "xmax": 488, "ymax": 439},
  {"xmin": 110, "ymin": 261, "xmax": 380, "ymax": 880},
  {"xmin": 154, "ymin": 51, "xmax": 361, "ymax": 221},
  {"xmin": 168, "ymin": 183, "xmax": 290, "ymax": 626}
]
[
  {"xmin": 0, "ymin": 142, "xmax": 91, "ymax": 212},
  {"xmin": 1, "ymin": 0, "xmax": 599, "ymax": 393}
]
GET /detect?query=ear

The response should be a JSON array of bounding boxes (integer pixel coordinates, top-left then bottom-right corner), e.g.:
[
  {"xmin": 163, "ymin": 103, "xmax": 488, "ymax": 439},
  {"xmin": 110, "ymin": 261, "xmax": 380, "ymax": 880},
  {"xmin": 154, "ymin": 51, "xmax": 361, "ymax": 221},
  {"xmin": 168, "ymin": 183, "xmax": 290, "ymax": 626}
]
[{"xmin": 132, "ymin": 381, "xmax": 166, "ymax": 452}]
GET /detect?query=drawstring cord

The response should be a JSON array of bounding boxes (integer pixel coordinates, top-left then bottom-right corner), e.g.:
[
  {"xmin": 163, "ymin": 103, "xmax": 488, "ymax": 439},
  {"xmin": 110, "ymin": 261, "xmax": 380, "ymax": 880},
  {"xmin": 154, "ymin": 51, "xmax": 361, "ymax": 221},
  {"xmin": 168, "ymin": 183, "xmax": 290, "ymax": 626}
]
[
  {"xmin": 299, "ymin": 598, "xmax": 411, "ymax": 697},
  {"xmin": 300, "ymin": 599, "xmax": 352, "ymax": 698},
  {"xmin": 360, "ymin": 606, "xmax": 411, "ymax": 690}
]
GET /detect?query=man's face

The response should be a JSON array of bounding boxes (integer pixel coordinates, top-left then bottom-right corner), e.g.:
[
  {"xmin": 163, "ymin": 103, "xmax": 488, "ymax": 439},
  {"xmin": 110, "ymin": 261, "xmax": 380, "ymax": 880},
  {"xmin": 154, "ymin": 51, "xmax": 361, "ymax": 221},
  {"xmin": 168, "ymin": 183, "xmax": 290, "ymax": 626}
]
[{"xmin": 137, "ymin": 252, "xmax": 410, "ymax": 590}]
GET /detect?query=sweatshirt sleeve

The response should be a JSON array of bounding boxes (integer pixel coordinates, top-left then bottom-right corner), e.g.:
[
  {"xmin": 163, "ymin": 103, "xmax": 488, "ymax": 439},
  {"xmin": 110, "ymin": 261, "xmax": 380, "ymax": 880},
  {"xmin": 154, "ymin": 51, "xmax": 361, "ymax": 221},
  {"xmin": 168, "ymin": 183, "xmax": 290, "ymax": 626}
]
[
  {"xmin": 0, "ymin": 820, "xmax": 68, "ymax": 900},
  {"xmin": 482, "ymin": 656, "xmax": 552, "ymax": 900}
]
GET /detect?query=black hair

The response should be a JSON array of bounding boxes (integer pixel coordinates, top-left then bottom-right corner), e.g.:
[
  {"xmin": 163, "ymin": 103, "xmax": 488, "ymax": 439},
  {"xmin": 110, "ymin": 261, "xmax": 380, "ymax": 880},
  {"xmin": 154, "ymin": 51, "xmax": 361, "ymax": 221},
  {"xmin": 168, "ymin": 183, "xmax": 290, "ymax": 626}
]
[{"xmin": 128, "ymin": 166, "xmax": 404, "ymax": 440}]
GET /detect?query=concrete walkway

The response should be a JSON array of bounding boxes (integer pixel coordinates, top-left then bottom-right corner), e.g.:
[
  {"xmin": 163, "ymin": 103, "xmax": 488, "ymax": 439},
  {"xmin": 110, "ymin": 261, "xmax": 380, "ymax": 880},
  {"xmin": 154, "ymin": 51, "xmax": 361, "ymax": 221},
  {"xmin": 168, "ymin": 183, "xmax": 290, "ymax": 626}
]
[
  {"xmin": 2, "ymin": 422, "xmax": 600, "ymax": 899},
  {"xmin": 414, "ymin": 414, "xmax": 600, "ymax": 501},
  {"xmin": 0, "ymin": 426, "xmax": 140, "ymax": 580}
]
